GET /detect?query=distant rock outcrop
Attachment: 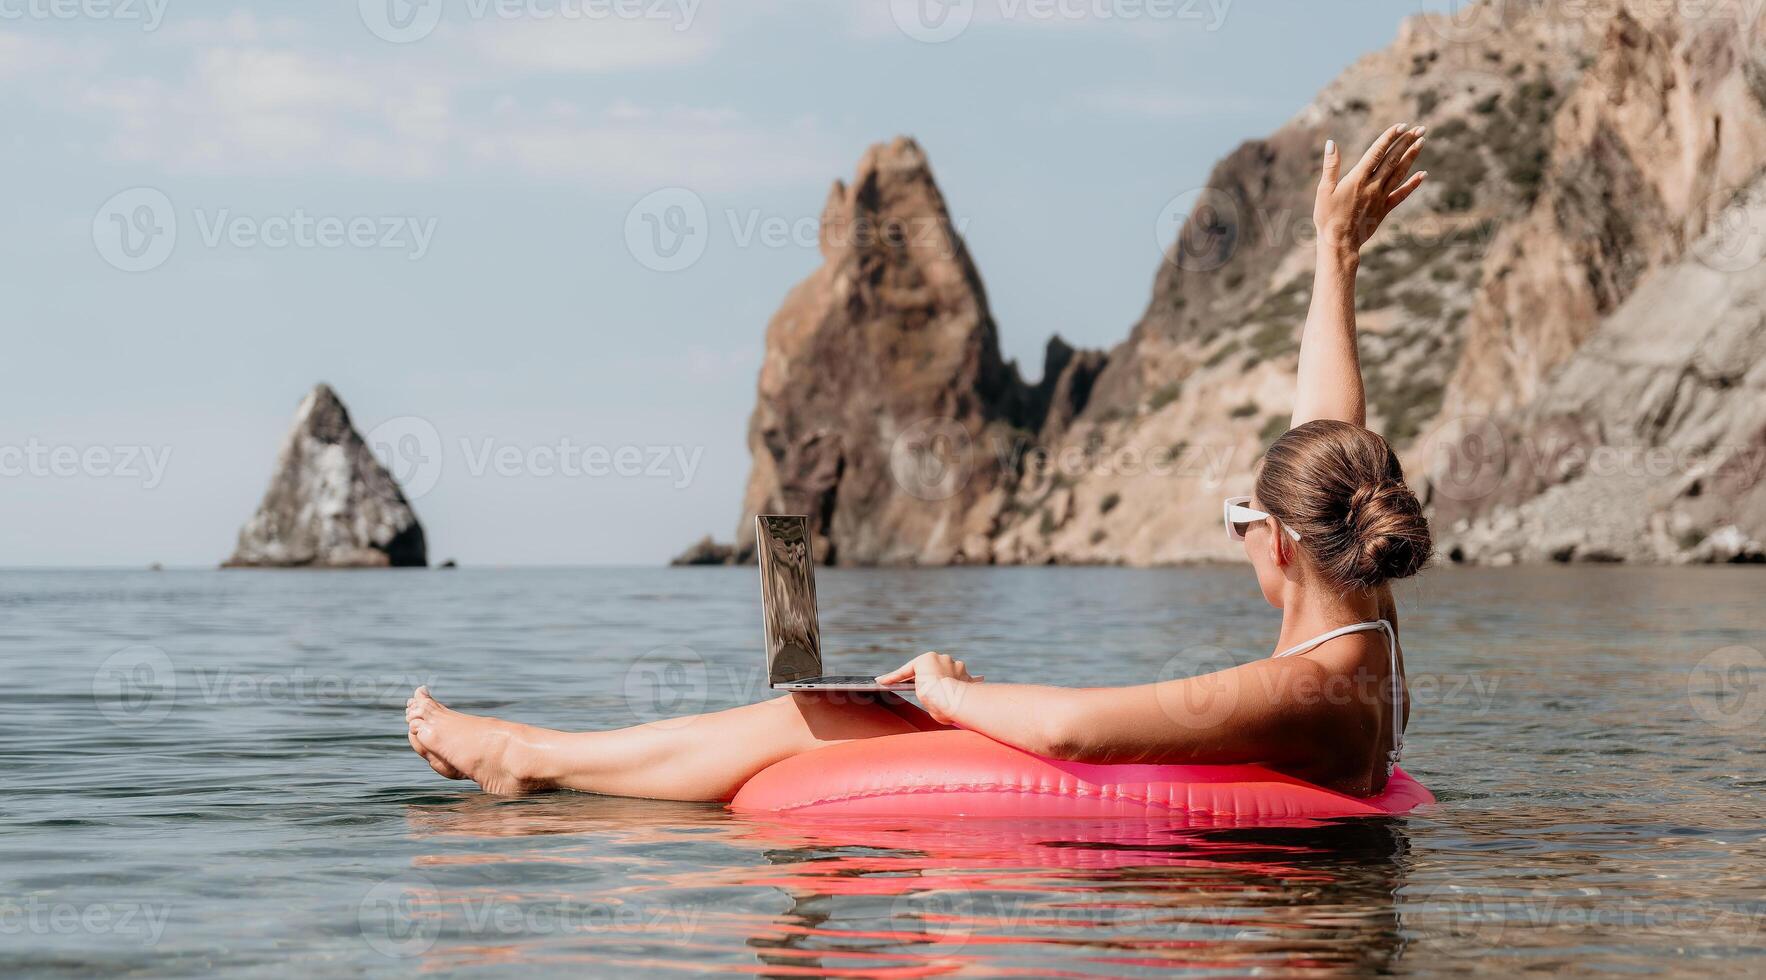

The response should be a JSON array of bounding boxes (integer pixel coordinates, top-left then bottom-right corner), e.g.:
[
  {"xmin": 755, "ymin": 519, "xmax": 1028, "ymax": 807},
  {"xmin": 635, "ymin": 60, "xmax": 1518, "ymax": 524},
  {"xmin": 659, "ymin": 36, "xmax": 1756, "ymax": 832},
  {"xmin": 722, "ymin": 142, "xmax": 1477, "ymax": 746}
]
[
  {"xmin": 224, "ymin": 384, "xmax": 427, "ymax": 568},
  {"xmin": 690, "ymin": 0, "xmax": 1766, "ymax": 567},
  {"xmin": 670, "ymin": 535, "xmax": 736, "ymax": 566}
]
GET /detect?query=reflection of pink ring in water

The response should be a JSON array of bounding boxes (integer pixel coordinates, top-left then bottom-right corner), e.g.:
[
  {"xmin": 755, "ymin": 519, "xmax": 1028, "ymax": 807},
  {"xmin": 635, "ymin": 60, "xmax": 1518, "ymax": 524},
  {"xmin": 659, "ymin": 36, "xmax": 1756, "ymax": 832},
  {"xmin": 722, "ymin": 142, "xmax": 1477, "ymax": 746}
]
[{"xmin": 731, "ymin": 730, "xmax": 1433, "ymax": 822}]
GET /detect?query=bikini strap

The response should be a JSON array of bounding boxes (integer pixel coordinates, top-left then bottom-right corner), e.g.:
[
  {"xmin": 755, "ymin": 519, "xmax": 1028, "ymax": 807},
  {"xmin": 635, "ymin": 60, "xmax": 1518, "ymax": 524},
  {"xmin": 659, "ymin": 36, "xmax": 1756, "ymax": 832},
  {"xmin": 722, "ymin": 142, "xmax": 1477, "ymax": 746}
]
[
  {"xmin": 1273, "ymin": 619, "xmax": 1389, "ymax": 658},
  {"xmin": 1274, "ymin": 620, "xmax": 1405, "ymax": 774}
]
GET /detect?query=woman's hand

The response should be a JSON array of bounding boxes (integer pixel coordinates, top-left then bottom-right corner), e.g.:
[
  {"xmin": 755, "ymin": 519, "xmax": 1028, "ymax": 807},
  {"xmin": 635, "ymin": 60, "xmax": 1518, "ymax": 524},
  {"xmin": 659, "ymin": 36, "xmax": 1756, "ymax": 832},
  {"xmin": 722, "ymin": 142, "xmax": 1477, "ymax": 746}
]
[
  {"xmin": 1315, "ymin": 123, "xmax": 1428, "ymax": 260},
  {"xmin": 876, "ymin": 652, "xmax": 982, "ymax": 725}
]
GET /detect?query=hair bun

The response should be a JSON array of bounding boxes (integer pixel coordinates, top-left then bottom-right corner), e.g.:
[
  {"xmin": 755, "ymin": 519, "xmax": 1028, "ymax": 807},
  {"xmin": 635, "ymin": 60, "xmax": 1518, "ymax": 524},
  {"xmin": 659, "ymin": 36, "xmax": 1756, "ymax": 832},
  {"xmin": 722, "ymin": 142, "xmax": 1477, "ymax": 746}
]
[
  {"xmin": 1255, "ymin": 419, "xmax": 1435, "ymax": 591},
  {"xmin": 1344, "ymin": 479, "xmax": 1432, "ymax": 587}
]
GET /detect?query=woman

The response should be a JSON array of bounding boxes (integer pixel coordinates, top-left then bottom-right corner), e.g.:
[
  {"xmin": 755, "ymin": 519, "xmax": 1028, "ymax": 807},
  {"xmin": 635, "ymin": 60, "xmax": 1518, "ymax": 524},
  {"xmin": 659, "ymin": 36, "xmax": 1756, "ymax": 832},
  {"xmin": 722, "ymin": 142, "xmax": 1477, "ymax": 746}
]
[{"xmin": 406, "ymin": 124, "xmax": 1434, "ymax": 800}]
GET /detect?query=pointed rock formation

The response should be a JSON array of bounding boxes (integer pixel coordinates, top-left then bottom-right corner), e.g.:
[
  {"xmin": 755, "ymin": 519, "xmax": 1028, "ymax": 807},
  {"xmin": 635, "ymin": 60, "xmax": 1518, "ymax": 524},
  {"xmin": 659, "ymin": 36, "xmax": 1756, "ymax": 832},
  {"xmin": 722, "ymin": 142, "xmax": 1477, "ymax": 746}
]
[
  {"xmin": 224, "ymin": 384, "xmax": 427, "ymax": 568},
  {"xmin": 731, "ymin": 137, "xmax": 1103, "ymax": 565}
]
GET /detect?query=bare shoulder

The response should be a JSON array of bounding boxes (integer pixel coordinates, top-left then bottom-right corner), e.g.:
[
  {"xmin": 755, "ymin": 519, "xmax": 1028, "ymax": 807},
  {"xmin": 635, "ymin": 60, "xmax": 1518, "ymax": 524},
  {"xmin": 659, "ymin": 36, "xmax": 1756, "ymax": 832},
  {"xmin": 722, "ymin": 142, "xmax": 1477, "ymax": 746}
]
[{"xmin": 1304, "ymin": 629, "xmax": 1392, "ymax": 670}]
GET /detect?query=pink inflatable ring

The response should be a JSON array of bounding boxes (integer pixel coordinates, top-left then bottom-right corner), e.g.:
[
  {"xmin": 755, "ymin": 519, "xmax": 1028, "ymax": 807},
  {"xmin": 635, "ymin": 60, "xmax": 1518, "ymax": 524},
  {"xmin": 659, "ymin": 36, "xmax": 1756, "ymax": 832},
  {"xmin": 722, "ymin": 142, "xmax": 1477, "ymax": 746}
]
[{"xmin": 731, "ymin": 730, "xmax": 1433, "ymax": 822}]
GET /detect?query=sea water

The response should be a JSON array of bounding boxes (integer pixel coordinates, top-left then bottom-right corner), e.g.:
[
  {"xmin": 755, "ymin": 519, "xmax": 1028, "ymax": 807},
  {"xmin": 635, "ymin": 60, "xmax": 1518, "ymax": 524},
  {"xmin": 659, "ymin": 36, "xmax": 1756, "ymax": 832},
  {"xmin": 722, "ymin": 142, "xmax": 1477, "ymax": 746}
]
[{"xmin": 3, "ymin": 565, "xmax": 1762, "ymax": 975}]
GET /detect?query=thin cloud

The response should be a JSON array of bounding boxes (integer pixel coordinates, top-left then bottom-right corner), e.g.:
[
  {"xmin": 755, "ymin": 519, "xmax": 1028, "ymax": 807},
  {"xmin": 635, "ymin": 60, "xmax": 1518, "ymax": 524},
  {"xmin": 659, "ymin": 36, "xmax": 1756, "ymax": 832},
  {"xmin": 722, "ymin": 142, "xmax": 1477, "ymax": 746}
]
[
  {"xmin": 465, "ymin": 16, "xmax": 716, "ymax": 74},
  {"xmin": 43, "ymin": 14, "xmax": 829, "ymax": 190},
  {"xmin": 463, "ymin": 104, "xmax": 839, "ymax": 191}
]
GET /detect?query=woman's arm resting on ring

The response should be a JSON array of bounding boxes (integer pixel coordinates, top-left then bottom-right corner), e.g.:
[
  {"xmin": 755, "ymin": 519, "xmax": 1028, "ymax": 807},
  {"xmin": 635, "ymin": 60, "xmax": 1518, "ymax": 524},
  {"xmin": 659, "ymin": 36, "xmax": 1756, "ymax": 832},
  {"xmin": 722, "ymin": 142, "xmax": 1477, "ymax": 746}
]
[
  {"xmin": 925, "ymin": 658, "xmax": 1340, "ymax": 766},
  {"xmin": 1292, "ymin": 124, "xmax": 1428, "ymax": 429}
]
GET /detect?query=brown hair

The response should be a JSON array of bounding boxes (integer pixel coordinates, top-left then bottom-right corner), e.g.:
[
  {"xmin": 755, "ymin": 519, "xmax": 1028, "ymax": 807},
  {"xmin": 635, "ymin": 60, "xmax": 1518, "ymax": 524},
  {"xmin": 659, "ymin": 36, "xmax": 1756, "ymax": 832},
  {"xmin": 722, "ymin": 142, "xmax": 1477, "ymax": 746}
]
[{"xmin": 1254, "ymin": 419, "xmax": 1432, "ymax": 589}]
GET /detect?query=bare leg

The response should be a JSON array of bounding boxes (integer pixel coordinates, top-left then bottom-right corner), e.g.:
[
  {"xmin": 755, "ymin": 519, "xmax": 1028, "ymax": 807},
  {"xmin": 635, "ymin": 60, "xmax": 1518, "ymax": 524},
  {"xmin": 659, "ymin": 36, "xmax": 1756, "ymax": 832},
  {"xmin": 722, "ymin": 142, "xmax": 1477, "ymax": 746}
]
[{"xmin": 406, "ymin": 687, "xmax": 941, "ymax": 800}]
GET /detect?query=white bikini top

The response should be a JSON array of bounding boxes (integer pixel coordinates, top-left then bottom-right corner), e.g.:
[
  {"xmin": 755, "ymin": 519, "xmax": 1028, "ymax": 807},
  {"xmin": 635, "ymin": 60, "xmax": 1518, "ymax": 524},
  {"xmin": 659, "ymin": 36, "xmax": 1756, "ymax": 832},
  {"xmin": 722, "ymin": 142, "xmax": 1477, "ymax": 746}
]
[{"xmin": 1273, "ymin": 619, "xmax": 1404, "ymax": 776}]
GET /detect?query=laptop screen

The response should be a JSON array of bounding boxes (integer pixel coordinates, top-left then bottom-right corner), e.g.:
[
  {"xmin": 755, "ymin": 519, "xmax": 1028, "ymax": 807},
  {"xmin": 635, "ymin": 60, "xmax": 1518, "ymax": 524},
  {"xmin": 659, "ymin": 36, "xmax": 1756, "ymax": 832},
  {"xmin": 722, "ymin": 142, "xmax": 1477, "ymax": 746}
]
[{"xmin": 755, "ymin": 515, "xmax": 823, "ymax": 684}]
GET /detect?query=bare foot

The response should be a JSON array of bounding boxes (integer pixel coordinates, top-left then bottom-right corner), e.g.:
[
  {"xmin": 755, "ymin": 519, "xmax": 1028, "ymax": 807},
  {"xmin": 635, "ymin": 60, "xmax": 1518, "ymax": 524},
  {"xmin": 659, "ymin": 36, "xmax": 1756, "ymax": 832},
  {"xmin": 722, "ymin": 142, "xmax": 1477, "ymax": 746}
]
[
  {"xmin": 406, "ymin": 695, "xmax": 465, "ymax": 780},
  {"xmin": 406, "ymin": 687, "xmax": 553, "ymax": 795}
]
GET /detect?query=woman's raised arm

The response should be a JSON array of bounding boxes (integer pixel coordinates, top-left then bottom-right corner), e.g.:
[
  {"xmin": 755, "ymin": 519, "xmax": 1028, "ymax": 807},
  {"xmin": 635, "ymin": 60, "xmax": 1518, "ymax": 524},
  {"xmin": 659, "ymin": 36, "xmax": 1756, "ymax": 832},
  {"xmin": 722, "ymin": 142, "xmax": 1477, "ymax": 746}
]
[{"xmin": 1291, "ymin": 124, "xmax": 1428, "ymax": 428}]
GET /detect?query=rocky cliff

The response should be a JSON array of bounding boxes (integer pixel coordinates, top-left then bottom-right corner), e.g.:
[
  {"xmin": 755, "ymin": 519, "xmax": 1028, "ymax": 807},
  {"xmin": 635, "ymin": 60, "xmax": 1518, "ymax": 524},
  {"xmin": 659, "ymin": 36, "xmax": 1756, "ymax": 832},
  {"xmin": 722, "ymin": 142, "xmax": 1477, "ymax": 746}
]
[
  {"xmin": 689, "ymin": 0, "xmax": 1766, "ymax": 567},
  {"xmin": 225, "ymin": 384, "xmax": 428, "ymax": 568}
]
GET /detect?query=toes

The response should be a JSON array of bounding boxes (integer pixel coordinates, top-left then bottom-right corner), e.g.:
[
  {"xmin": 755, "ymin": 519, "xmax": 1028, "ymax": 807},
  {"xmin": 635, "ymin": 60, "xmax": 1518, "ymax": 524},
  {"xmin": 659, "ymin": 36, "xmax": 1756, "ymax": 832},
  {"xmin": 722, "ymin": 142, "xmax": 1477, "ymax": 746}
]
[{"xmin": 410, "ymin": 723, "xmax": 465, "ymax": 780}]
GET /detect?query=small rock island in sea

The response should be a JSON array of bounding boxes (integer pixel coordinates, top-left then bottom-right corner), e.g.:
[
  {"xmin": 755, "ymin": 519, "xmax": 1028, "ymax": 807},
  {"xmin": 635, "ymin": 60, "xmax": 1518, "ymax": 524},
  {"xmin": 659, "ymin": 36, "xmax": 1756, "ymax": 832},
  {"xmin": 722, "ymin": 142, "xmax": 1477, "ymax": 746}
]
[{"xmin": 223, "ymin": 384, "xmax": 428, "ymax": 568}]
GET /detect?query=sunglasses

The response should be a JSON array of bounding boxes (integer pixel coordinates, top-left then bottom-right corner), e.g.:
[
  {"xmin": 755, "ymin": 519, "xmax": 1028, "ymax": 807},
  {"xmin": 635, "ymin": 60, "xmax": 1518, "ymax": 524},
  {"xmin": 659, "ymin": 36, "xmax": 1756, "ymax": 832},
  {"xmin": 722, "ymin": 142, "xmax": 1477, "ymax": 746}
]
[{"xmin": 1224, "ymin": 496, "xmax": 1302, "ymax": 542}]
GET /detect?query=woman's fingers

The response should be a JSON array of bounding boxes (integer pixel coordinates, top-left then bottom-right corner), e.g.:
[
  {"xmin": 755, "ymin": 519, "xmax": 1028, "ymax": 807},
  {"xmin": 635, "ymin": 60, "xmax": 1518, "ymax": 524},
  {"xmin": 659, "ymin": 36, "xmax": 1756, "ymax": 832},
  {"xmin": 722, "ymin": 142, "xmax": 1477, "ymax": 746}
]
[
  {"xmin": 1318, "ymin": 138, "xmax": 1340, "ymax": 193},
  {"xmin": 1386, "ymin": 171, "xmax": 1427, "ymax": 211},
  {"xmin": 1379, "ymin": 131, "xmax": 1426, "ymax": 195},
  {"xmin": 876, "ymin": 655, "xmax": 924, "ymax": 684},
  {"xmin": 1369, "ymin": 128, "xmax": 1422, "ymax": 192},
  {"xmin": 880, "ymin": 650, "xmax": 983, "ymax": 686},
  {"xmin": 1347, "ymin": 123, "xmax": 1409, "ymax": 185}
]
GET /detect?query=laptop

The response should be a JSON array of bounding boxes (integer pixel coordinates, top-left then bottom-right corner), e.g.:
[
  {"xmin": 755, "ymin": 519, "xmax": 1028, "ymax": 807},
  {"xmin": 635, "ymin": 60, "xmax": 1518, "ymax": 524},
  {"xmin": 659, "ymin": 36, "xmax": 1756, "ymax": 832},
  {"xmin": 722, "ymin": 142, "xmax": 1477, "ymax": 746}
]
[{"xmin": 755, "ymin": 515, "xmax": 914, "ymax": 692}]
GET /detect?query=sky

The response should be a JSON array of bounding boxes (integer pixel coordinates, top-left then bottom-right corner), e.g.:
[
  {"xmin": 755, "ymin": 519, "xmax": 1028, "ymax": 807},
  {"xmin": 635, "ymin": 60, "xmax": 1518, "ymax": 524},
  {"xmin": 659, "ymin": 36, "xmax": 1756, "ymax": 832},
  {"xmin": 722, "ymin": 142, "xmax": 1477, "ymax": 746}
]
[{"xmin": 0, "ymin": 0, "xmax": 1453, "ymax": 567}]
